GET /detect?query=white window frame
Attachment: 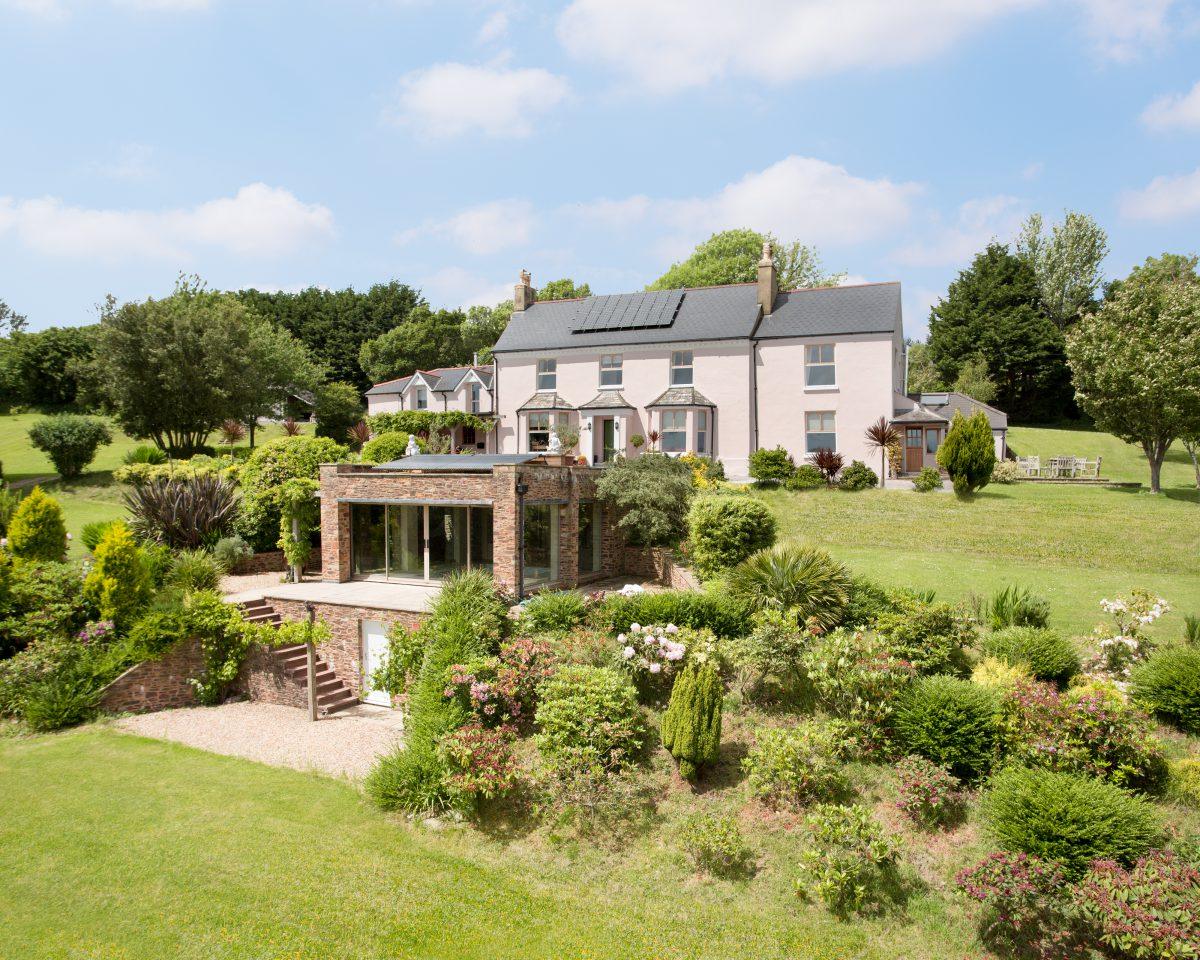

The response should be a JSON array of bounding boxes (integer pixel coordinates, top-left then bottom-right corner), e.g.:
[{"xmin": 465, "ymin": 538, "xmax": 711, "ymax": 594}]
[
  {"xmin": 527, "ymin": 411, "xmax": 568, "ymax": 452},
  {"xmin": 805, "ymin": 343, "xmax": 836, "ymax": 389},
  {"xmin": 469, "ymin": 383, "xmax": 481, "ymax": 413},
  {"xmin": 536, "ymin": 359, "xmax": 557, "ymax": 392},
  {"xmin": 660, "ymin": 410, "xmax": 687, "ymax": 453},
  {"xmin": 670, "ymin": 350, "xmax": 694, "ymax": 386},
  {"xmin": 805, "ymin": 411, "xmax": 836, "ymax": 453},
  {"xmin": 415, "ymin": 386, "xmax": 428, "ymax": 410},
  {"xmin": 695, "ymin": 409, "xmax": 709, "ymax": 455},
  {"xmin": 599, "ymin": 354, "xmax": 623, "ymax": 388}
]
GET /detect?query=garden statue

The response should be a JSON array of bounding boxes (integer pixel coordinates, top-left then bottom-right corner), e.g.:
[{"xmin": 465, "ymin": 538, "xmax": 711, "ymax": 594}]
[{"xmin": 404, "ymin": 434, "xmax": 420, "ymax": 457}]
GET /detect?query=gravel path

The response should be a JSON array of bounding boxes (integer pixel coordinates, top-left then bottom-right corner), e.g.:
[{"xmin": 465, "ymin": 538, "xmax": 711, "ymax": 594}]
[{"xmin": 115, "ymin": 701, "xmax": 405, "ymax": 780}]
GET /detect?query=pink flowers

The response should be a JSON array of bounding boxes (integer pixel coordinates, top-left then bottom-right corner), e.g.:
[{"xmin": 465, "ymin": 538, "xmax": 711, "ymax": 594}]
[{"xmin": 618, "ymin": 623, "xmax": 689, "ymax": 677}]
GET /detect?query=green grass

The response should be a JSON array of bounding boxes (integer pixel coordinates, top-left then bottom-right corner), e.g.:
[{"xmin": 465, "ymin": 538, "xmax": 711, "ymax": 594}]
[
  {"xmin": 761, "ymin": 425, "xmax": 1200, "ymax": 638},
  {"xmin": 1008, "ymin": 423, "xmax": 1198, "ymax": 488},
  {"xmin": 0, "ymin": 727, "xmax": 982, "ymax": 960}
]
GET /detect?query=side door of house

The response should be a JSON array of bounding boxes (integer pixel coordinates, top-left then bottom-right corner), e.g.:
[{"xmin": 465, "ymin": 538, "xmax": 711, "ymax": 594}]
[
  {"xmin": 360, "ymin": 620, "xmax": 392, "ymax": 707},
  {"xmin": 905, "ymin": 428, "xmax": 924, "ymax": 473}
]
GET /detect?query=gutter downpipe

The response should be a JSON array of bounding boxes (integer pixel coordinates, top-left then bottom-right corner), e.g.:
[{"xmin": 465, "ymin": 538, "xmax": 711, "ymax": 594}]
[{"xmin": 748, "ymin": 306, "xmax": 765, "ymax": 454}]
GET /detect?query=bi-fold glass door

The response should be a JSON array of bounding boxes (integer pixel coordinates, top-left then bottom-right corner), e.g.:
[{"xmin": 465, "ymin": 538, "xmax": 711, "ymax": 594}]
[{"xmin": 351, "ymin": 503, "xmax": 492, "ymax": 582}]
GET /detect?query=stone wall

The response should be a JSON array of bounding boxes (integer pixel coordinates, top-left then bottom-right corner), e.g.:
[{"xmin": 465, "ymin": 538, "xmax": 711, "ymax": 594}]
[
  {"xmin": 230, "ymin": 550, "xmax": 287, "ymax": 575},
  {"xmin": 621, "ymin": 546, "xmax": 697, "ymax": 590},
  {"xmin": 100, "ymin": 638, "xmax": 205, "ymax": 714},
  {"xmin": 239, "ymin": 645, "xmax": 307, "ymax": 709}
]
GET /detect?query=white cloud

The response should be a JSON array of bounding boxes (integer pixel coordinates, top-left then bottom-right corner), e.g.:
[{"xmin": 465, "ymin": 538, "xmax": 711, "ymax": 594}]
[
  {"xmin": 891, "ymin": 195, "xmax": 1024, "ymax": 267},
  {"xmin": 572, "ymin": 157, "xmax": 918, "ymax": 249},
  {"xmin": 1120, "ymin": 168, "xmax": 1200, "ymax": 221},
  {"xmin": 398, "ymin": 198, "xmax": 535, "ymax": 255},
  {"xmin": 387, "ymin": 61, "xmax": 570, "ymax": 139},
  {"xmin": 557, "ymin": 0, "xmax": 1039, "ymax": 94},
  {"xmin": 1074, "ymin": 0, "xmax": 1178, "ymax": 62},
  {"xmin": 1141, "ymin": 79, "xmax": 1200, "ymax": 131},
  {"xmin": 476, "ymin": 9, "xmax": 509, "ymax": 43},
  {"xmin": 86, "ymin": 142, "xmax": 157, "ymax": 181},
  {"xmin": 0, "ymin": 183, "xmax": 334, "ymax": 262},
  {"xmin": 1021, "ymin": 161, "xmax": 1044, "ymax": 181}
]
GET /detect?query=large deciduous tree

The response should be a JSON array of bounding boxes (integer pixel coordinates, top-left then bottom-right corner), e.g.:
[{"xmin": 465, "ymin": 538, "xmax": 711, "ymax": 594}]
[
  {"xmin": 1016, "ymin": 211, "xmax": 1108, "ymax": 329},
  {"xmin": 2, "ymin": 325, "xmax": 96, "ymax": 408},
  {"xmin": 1066, "ymin": 256, "xmax": 1200, "ymax": 494},
  {"xmin": 928, "ymin": 243, "xmax": 1073, "ymax": 423},
  {"xmin": 89, "ymin": 278, "xmax": 319, "ymax": 455},
  {"xmin": 537, "ymin": 278, "xmax": 592, "ymax": 301},
  {"xmin": 649, "ymin": 229, "xmax": 845, "ymax": 291},
  {"xmin": 358, "ymin": 305, "xmax": 470, "ymax": 383}
]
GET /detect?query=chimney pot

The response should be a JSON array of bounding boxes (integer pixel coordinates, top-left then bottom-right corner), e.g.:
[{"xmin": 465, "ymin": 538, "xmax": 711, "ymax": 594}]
[{"xmin": 514, "ymin": 269, "xmax": 535, "ymax": 312}]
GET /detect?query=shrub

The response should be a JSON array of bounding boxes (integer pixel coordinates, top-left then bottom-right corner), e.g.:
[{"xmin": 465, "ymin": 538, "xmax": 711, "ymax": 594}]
[
  {"xmin": 185, "ymin": 590, "xmax": 249, "ymax": 705},
  {"xmin": 124, "ymin": 610, "xmax": 190, "ymax": 659},
  {"xmin": 1186, "ymin": 613, "xmax": 1200, "ymax": 646},
  {"xmin": 981, "ymin": 766, "xmax": 1163, "ymax": 877},
  {"xmin": 122, "ymin": 444, "xmax": 168, "ymax": 466},
  {"xmin": 679, "ymin": 452, "xmax": 725, "ymax": 489},
  {"xmin": 748, "ymin": 446, "xmax": 794, "ymax": 486},
  {"xmin": 1132, "ymin": 646, "xmax": 1200, "ymax": 734},
  {"xmin": 444, "ymin": 636, "xmax": 556, "ymax": 728},
  {"xmin": 360, "ymin": 431, "xmax": 413, "ymax": 465},
  {"xmin": 237, "ymin": 435, "xmax": 349, "ymax": 550},
  {"xmin": 982, "ymin": 626, "xmax": 1079, "ymax": 686},
  {"xmin": 783, "ymin": 464, "xmax": 825, "ymax": 491},
  {"xmin": 1170, "ymin": 758, "xmax": 1200, "ymax": 807},
  {"xmin": 519, "ymin": 590, "xmax": 589, "ymax": 635},
  {"xmin": 984, "ymin": 585, "xmax": 1051, "ymax": 630},
  {"xmin": 438, "ymin": 723, "xmax": 520, "ymax": 803},
  {"xmin": 0, "ymin": 559, "xmax": 89, "ymax": 658},
  {"xmin": 874, "ymin": 592, "xmax": 974, "ymax": 675},
  {"xmin": 167, "ymin": 549, "xmax": 225, "ymax": 594},
  {"xmin": 957, "ymin": 852, "xmax": 1086, "ymax": 959},
  {"xmin": 1077, "ymin": 851, "xmax": 1200, "ymax": 959},
  {"xmin": 124, "ymin": 475, "xmax": 240, "ymax": 549},
  {"xmin": 20, "ymin": 668, "xmax": 103, "ymax": 731},
  {"xmin": 535, "ymin": 665, "xmax": 643, "ymax": 770},
  {"xmin": 971, "ymin": 655, "xmax": 1031, "ymax": 690},
  {"xmin": 807, "ymin": 449, "xmax": 844, "ymax": 485},
  {"xmin": 81, "ymin": 524, "xmax": 152, "ymax": 629},
  {"xmin": 7, "ymin": 487, "xmax": 66, "ymax": 562},
  {"xmin": 595, "ymin": 589, "xmax": 748, "ymax": 639},
  {"xmin": 212, "ymin": 535, "xmax": 253, "ymax": 572},
  {"xmin": 80, "ymin": 519, "xmax": 124, "ymax": 553},
  {"xmin": 313, "ymin": 381, "xmax": 364, "ymax": 442},
  {"xmin": 366, "ymin": 741, "xmax": 461, "ymax": 816},
  {"xmin": 686, "ymin": 495, "xmax": 777, "ymax": 579},
  {"xmin": 724, "ymin": 608, "xmax": 811, "ymax": 702},
  {"xmin": 797, "ymin": 804, "xmax": 899, "ymax": 916},
  {"xmin": 802, "ymin": 629, "xmax": 916, "ymax": 754},
  {"xmin": 894, "ymin": 755, "xmax": 965, "ymax": 829},
  {"xmin": 840, "ymin": 575, "xmax": 892, "ymax": 628},
  {"xmin": 427, "ymin": 568, "xmax": 509, "ymax": 646},
  {"xmin": 911, "ymin": 466, "xmax": 943, "ymax": 492},
  {"xmin": 660, "ymin": 660, "xmax": 722, "ymax": 779},
  {"xmin": 536, "ymin": 760, "xmax": 658, "ymax": 839},
  {"xmin": 594, "ymin": 453, "xmax": 695, "ymax": 547},
  {"xmin": 894, "ymin": 676, "xmax": 998, "ymax": 781},
  {"xmin": 679, "ymin": 813, "xmax": 754, "ymax": 878},
  {"xmin": 937, "ymin": 409, "xmax": 996, "ymax": 496},
  {"xmin": 997, "ymin": 680, "xmax": 1168, "ymax": 792},
  {"xmin": 727, "ymin": 545, "xmax": 850, "ymax": 629},
  {"xmin": 991, "ymin": 459, "xmax": 1024, "ymax": 484},
  {"xmin": 0, "ymin": 488, "xmax": 21, "ymax": 536},
  {"xmin": 743, "ymin": 720, "xmax": 850, "ymax": 808},
  {"xmin": 837, "ymin": 460, "xmax": 878, "ymax": 492},
  {"xmin": 27, "ymin": 414, "xmax": 112, "ymax": 480}
]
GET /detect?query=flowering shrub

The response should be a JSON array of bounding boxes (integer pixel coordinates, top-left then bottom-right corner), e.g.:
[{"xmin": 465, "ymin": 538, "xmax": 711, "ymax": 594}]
[
  {"xmin": 742, "ymin": 720, "xmax": 851, "ymax": 809},
  {"xmin": 75, "ymin": 620, "xmax": 116, "ymax": 646},
  {"xmin": 678, "ymin": 812, "xmax": 754, "ymax": 877},
  {"xmin": 1076, "ymin": 851, "xmax": 1200, "ymax": 960},
  {"xmin": 438, "ymin": 723, "xmax": 520, "ymax": 802},
  {"xmin": 618, "ymin": 622, "xmax": 704, "ymax": 701},
  {"xmin": 801, "ymin": 628, "xmax": 916, "ymax": 754},
  {"xmin": 445, "ymin": 637, "xmax": 555, "ymax": 727},
  {"xmin": 797, "ymin": 803, "xmax": 899, "ymax": 916},
  {"xmin": 1084, "ymin": 590, "xmax": 1169, "ymax": 686},
  {"xmin": 957, "ymin": 852, "xmax": 1087, "ymax": 959},
  {"xmin": 894, "ymin": 755, "xmax": 965, "ymax": 829},
  {"xmin": 996, "ymin": 680, "xmax": 1168, "ymax": 793}
]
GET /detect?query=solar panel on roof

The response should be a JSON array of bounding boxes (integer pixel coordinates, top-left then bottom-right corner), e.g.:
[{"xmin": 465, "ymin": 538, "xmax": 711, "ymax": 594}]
[{"xmin": 571, "ymin": 290, "xmax": 684, "ymax": 334}]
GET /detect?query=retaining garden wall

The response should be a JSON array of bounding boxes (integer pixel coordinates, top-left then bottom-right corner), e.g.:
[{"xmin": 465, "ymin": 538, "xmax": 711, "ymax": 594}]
[{"xmin": 100, "ymin": 638, "xmax": 205, "ymax": 714}]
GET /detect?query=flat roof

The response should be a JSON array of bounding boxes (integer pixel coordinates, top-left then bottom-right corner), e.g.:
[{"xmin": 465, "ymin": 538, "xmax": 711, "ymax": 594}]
[{"xmin": 372, "ymin": 453, "xmax": 540, "ymax": 472}]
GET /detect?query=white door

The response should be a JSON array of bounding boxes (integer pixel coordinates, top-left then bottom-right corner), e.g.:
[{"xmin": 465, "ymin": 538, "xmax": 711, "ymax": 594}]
[{"xmin": 360, "ymin": 620, "xmax": 392, "ymax": 707}]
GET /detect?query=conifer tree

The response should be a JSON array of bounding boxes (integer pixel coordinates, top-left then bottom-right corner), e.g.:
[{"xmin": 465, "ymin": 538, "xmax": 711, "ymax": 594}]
[
  {"xmin": 661, "ymin": 660, "xmax": 723, "ymax": 780},
  {"xmin": 83, "ymin": 523, "xmax": 152, "ymax": 628},
  {"xmin": 936, "ymin": 410, "xmax": 996, "ymax": 496},
  {"xmin": 6, "ymin": 487, "xmax": 67, "ymax": 562}
]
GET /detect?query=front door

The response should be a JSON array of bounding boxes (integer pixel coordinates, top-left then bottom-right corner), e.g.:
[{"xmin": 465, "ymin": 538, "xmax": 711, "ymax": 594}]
[
  {"xmin": 602, "ymin": 418, "xmax": 617, "ymax": 462},
  {"xmin": 360, "ymin": 620, "xmax": 391, "ymax": 707},
  {"xmin": 905, "ymin": 428, "xmax": 924, "ymax": 473}
]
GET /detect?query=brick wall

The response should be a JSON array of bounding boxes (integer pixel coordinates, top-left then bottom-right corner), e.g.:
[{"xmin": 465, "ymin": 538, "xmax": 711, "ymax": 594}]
[
  {"xmin": 229, "ymin": 550, "xmax": 287, "ymax": 576},
  {"xmin": 100, "ymin": 638, "xmax": 205, "ymax": 713},
  {"xmin": 621, "ymin": 545, "xmax": 697, "ymax": 590}
]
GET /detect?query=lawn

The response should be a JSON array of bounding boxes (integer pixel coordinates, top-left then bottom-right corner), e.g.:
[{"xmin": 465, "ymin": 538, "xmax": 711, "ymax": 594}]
[
  {"xmin": 0, "ymin": 727, "xmax": 984, "ymax": 960},
  {"xmin": 761, "ymin": 425, "xmax": 1200, "ymax": 638}
]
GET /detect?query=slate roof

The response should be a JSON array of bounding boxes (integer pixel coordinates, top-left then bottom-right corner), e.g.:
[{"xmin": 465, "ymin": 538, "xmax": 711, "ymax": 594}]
[
  {"xmin": 892, "ymin": 406, "xmax": 949, "ymax": 424},
  {"xmin": 490, "ymin": 281, "xmax": 903, "ymax": 354},
  {"xmin": 365, "ymin": 366, "xmax": 493, "ymax": 397},
  {"xmin": 516, "ymin": 392, "xmax": 576, "ymax": 412},
  {"xmin": 578, "ymin": 390, "xmax": 635, "ymax": 410},
  {"xmin": 365, "ymin": 375, "xmax": 412, "ymax": 397},
  {"xmin": 910, "ymin": 391, "xmax": 1008, "ymax": 430},
  {"xmin": 647, "ymin": 386, "xmax": 716, "ymax": 408}
]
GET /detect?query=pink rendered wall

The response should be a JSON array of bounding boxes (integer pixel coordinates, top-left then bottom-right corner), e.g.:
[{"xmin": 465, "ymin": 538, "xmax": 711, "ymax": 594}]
[
  {"xmin": 495, "ymin": 341, "xmax": 755, "ymax": 475},
  {"xmin": 754, "ymin": 333, "xmax": 898, "ymax": 469}
]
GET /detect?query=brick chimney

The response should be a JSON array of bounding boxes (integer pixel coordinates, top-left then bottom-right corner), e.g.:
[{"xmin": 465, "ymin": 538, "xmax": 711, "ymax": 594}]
[
  {"xmin": 757, "ymin": 240, "xmax": 777, "ymax": 315},
  {"xmin": 513, "ymin": 269, "xmax": 535, "ymax": 312}
]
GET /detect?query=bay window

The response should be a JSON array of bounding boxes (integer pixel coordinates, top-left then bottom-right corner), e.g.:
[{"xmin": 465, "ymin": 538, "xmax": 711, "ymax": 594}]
[
  {"xmin": 660, "ymin": 410, "xmax": 687, "ymax": 452},
  {"xmin": 528, "ymin": 411, "xmax": 568, "ymax": 451},
  {"xmin": 695, "ymin": 410, "xmax": 709, "ymax": 454}
]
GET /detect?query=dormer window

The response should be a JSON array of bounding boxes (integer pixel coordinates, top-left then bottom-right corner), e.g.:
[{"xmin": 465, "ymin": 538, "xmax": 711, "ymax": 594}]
[
  {"xmin": 470, "ymin": 383, "xmax": 481, "ymax": 413},
  {"xmin": 805, "ymin": 344, "xmax": 836, "ymax": 387},
  {"xmin": 670, "ymin": 350, "xmax": 693, "ymax": 386},
  {"xmin": 536, "ymin": 359, "xmax": 557, "ymax": 391},
  {"xmin": 599, "ymin": 354, "xmax": 622, "ymax": 387}
]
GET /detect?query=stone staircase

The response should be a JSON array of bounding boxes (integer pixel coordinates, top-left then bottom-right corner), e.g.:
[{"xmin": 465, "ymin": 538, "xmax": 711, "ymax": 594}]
[{"xmin": 239, "ymin": 598, "xmax": 359, "ymax": 716}]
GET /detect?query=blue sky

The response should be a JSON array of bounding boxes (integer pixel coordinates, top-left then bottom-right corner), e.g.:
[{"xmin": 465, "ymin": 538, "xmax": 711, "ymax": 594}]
[{"xmin": 2, "ymin": 0, "xmax": 1199, "ymax": 339}]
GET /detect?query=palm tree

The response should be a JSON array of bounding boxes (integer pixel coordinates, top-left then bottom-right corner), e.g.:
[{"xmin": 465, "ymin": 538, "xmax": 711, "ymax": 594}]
[
  {"xmin": 864, "ymin": 417, "xmax": 901, "ymax": 488},
  {"xmin": 727, "ymin": 545, "xmax": 851, "ymax": 629}
]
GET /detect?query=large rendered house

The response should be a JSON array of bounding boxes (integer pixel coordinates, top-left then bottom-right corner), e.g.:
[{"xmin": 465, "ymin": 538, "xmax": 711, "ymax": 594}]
[{"xmin": 365, "ymin": 247, "xmax": 1006, "ymax": 480}]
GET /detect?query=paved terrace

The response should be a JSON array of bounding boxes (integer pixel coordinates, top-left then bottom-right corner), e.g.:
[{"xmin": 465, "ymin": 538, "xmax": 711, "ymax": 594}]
[{"xmin": 225, "ymin": 578, "xmax": 441, "ymax": 613}]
